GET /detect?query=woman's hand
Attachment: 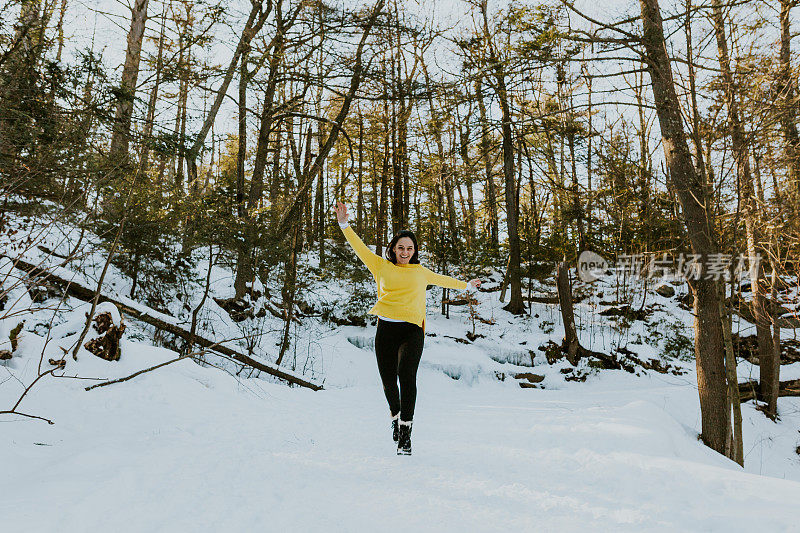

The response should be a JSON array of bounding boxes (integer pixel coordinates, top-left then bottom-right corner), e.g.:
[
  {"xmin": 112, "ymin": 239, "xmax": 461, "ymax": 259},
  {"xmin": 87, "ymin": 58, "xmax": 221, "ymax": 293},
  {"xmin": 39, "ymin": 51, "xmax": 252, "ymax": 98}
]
[
  {"xmin": 334, "ymin": 201, "xmax": 349, "ymax": 224},
  {"xmin": 468, "ymin": 278, "xmax": 481, "ymax": 290}
]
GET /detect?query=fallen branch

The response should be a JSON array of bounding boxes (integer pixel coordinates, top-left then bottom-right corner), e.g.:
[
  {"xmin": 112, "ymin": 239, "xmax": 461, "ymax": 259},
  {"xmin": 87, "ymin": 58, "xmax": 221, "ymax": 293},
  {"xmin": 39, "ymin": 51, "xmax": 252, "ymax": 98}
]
[
  {"xmin": 6, "ymin": 256, "xmax": 323, "ymax": 390},
  {"xmin": 86, "ymin": 354, "xmax": 190, "ymax": 391},
  {"xmin": 0, "ymin": 410, "xmax": 55, "ymax": 424}
]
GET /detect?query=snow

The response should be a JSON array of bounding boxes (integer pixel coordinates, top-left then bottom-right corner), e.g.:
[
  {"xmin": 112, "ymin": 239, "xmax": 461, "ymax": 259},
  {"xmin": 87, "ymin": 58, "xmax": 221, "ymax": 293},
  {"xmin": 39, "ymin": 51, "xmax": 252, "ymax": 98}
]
[
  {"xmin": 3, "ymin": 311, "xmax": 800, "ymax": 531},
  {"xmin": 3, "ymin": 208, "xmax": 800, "ymax": 531}
]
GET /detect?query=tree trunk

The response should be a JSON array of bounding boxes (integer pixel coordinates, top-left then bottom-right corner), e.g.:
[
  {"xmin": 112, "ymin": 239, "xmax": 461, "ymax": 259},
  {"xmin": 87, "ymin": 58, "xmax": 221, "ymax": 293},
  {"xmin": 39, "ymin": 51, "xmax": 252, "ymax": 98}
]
[
  {"xmin": 371, "ymin": 148, "xmax": 379, "ymax": 248},
  {"xmin": 110, "ymin": 0, "xmax": 150, "ymax": 162},
  {"xmin": 316, "ymin": 127, "xmax": 326, "ymax": 268},
  {"xmin": 394, "ymin": 0, "xmax": 410, "ymax": 229},
  {"xmin": 272, "ymin": 0, "xmax": 385, "ymax": 239},
  {"xmin": 720, "ymin": 281, "xmax": 743, "ymax": 465},
  {"xmin": 710, "ymin": 0, "xmax": 776, "ymax": 416},
  {"xmin": 236, "ymin": 48, "xmax": 249, "ymax": 218},
  {"xmin": 557, "ymin": 262, "xmax": 580, "ymax": 365},
  {"xmin": 488, "ymin": 43, "xmax": 524, "ymax": 314},
  {"xmin": 357, "ymin": 112, "xmax": 364, "ymax": 235},
  {"xmin": 476, "ymin": 76, "xmax": 499, "ymax": 249},
  {"xmin": 684, "ymin": 0, "xmax": 708, "ymax": 186},
  {"xmin": 779, "ymin": 0, "xmax": 800, "ymax": 205},
  {"xmin": 377, "ymin": 121, "xmax": 389, "ymax": 256},
  {"xmin": 277, "ymin": 216, "xmax": 304, "ymax": 366},
  {"xmin": 137, "ymin": 4, "xmax": 166, "ymax": 181},
  {"xmin": 639, "ymin": 0, "xmax": 729, "ymax": 454},
  {"xmin": 459, "ymin": 120, "xmax": 477, "ymax": 246},
  {"xmin": 176, "ymin": 38, "xmax": 190, "ymax": 192},
  {"xmin": 584, "ymin": 51, "xmax": 594, "ymax": 242},
  {"xmin": 234, "ymin": 7, "xmax": 287, "ymax": 298},
  {"xmin": 55, "ymin": 0, "xmax": 67, "ymax": 63},
  {"xmin": 391, "ymin": 51, "xmax": 402, "ymax": 234},
  {"xmin": 568, "ymin": 129, "xmax": 585, "ymax": 251},
  {"xmin": 185, "ymin": 1, "xmax": 272, "ymax": 184},
  {"xmin": 768, "ymin": 234, "xmax": 782, "ymax": 417}
]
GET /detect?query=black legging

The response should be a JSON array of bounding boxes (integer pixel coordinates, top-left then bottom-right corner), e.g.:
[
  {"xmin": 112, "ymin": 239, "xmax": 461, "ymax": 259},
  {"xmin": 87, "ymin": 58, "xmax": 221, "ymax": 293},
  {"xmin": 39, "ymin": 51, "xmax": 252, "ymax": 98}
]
[{"xmin": 374, "ymin": 319, "xmax": 425, "ymax": 422}]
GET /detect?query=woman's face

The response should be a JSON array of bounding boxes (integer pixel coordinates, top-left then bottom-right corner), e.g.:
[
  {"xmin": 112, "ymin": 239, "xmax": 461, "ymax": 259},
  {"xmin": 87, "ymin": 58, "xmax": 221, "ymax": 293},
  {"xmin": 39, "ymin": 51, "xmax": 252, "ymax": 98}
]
[{"xmin": 393, "ymin": 237, "xmax": 415, "ymax": 265}]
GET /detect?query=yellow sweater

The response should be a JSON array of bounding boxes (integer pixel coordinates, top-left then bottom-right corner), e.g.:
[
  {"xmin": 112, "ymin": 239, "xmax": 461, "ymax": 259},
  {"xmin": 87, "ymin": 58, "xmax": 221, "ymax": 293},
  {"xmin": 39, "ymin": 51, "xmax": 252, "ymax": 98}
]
[{"xmin": 341, "ymin": 225, "xmax": 468, "ymax": 330}]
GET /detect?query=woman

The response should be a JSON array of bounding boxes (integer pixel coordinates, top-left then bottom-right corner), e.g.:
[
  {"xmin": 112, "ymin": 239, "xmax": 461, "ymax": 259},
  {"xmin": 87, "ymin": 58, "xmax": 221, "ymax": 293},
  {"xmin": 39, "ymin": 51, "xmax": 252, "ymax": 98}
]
[{"xmin": 334, "ymin": 201, "xmax": 481, "ymax": 455}]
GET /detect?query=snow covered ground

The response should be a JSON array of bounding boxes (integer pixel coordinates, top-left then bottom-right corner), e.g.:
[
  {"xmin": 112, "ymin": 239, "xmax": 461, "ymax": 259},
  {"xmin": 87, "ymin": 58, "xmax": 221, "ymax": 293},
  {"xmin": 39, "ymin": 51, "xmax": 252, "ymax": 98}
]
[
  {"xmin": 3, "ymin": 206, "xmax": 800, "ymax": 531},
  {"xmin": 3, "ymin": 306, "xmax": 800, "ymax": 532}
]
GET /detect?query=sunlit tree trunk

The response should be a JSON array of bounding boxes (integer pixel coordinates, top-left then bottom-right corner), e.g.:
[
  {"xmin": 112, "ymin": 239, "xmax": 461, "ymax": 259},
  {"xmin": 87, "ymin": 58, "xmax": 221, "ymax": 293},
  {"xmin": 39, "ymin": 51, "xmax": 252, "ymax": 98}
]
[
  {"xmin": 779, "ymin": 0, "xmax": 800, "ymax": 205},
  {"xmin": 710, "ymin": 0, "xmax": 777, "ymax": 417},
  {"xmin": 639, "ymin": 0, "xmax": 729, "ymax": 454},
  {"xmin": 137, "ymin": 4, "xmax": 166, "ymax": 182},
  {"xmin": 476, "ymin": 76, "xmax": 498, "ymax": 249},
  {"xmin": 110, "ymin": 0, "xmax": 150, "ymax": 162}
]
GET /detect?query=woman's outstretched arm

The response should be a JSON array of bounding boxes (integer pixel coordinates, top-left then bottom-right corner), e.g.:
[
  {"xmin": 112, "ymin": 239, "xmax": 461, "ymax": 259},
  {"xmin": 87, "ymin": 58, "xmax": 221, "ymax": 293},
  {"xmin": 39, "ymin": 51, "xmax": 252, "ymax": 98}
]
[
  {"xmin": 423, "ymin": 267, "xmax": 481, "ymax": 291},
  {"xmin": 334, "ymin": 201, "xmax": 383, "ymax": 273}
]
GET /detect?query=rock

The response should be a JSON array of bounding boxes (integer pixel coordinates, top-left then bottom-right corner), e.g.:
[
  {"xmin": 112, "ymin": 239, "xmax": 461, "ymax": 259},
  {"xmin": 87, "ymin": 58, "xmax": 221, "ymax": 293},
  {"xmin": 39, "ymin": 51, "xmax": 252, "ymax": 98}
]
[
  {"xmin": 326, "ymin": 314, "xmax": 367, "ymax": 327},
  {"xmin": 0, "ymin": 350, "xmax": 11, "ymax": 360},
  {"xmin": 733, "ymin": 334, "xmax": 800, "ymax": 365},
  {"xmin": 733, "ymin": 298, "xmax": 791, "ymax": 325},
  {"xmin": 9, "ymin": 322, "xmax": 23, "ymax": 351},
  {"xmin": 740, "ymin": 280, "xmax": 752, "ymax": 292},
  {"xmin": 539, "ymin": 341, "xmax": 563, "ymax": 364},
  {"xmin": 598, "ymin": 305, "xmax": 648, "ymax": 321},
  {"xmin": 514, "ymin": 372, "xmax": 545, "ymax": 383},
  {"xmin": 213, "ymin": 297, "xmax": 253, "ymax": 322},
  {"xmin": 655, "ymin": 284, "xmax": 675, "ymax": 298},
  {"xmin": 25, "ymin": 281, "xmax": 62, "ymax": 303},
  {"xmin": 777, "ymin": 315, "xmax": 800, "ymax": 328},
  {"xmin": 677, "ymin": 292, "xmax": 693, "ymax": 310}
]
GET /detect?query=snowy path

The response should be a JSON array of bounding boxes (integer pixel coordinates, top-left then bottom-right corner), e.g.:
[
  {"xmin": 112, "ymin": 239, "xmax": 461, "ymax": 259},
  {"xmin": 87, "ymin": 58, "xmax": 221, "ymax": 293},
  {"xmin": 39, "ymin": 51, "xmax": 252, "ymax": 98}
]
[{"xmin": 3, "ymin": 344, "xmax": 800, "ymax": 533}]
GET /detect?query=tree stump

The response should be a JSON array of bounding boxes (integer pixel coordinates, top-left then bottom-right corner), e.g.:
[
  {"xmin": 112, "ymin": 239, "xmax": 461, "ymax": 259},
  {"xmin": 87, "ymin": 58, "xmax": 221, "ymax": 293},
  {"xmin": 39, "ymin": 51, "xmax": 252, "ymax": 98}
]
[{"xmin": 84, "ymin": 311, "xmax": 125, "ymax": 361}]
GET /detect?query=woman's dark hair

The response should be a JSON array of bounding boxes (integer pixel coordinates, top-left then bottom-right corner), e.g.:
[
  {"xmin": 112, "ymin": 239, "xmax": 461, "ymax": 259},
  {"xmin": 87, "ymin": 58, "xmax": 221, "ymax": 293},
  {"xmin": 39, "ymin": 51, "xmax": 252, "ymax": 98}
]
[{"xmin": 385, "ymin": 230, "xmax": 420, "ymax": 264}]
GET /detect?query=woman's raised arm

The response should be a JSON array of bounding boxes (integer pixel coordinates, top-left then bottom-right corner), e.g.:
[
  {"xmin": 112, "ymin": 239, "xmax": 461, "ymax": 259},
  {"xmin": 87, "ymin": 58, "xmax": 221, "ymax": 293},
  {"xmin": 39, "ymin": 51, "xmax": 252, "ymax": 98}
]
[{"xmin": 334, "ymin": 201, "xmax": 384, "ymax": 274}]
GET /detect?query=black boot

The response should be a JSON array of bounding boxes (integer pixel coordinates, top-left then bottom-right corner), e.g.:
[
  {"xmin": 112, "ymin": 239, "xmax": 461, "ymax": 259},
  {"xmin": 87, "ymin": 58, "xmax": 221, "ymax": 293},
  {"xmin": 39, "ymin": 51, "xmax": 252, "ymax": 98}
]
[
  {"xmin": 391, "ymin": 417, "xmax": 399, "ymax": 443},
  {"xmin": 397, "ymin": 421, "xmax": 412, "ymax": 455}
]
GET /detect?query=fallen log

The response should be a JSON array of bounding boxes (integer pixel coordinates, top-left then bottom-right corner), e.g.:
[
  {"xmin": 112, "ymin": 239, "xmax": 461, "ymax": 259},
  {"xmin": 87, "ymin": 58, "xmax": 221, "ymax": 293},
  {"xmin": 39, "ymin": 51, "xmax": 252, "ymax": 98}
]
[
  {"xmin": 525, "ymin": 293, "xmax": 588, "ymax": 304},
  {"xmin": 6, "ymin": 255, "xmax": 323, "ymax": 391},
  {"xmin": 738, "ymin": 379, "xmax": 800, "ymax": 403},
  {"xmin": 732, "ymin": 334, "xmax": 800, "ymax": 365}
]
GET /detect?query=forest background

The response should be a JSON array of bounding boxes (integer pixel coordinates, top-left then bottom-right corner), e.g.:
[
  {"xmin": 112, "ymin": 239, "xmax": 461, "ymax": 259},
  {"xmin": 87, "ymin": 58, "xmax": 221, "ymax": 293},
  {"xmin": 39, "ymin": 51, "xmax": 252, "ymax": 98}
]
[{"xmin": 2, "ymin": 0, "xmax": 800, "ymax": 465}]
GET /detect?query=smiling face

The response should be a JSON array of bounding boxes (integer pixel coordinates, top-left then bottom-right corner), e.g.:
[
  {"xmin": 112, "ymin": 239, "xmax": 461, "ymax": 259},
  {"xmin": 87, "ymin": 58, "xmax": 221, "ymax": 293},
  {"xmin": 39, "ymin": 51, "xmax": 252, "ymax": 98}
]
[{"xmin": 393, "ymin": 237, "xmax": 415, "ymax": 265}]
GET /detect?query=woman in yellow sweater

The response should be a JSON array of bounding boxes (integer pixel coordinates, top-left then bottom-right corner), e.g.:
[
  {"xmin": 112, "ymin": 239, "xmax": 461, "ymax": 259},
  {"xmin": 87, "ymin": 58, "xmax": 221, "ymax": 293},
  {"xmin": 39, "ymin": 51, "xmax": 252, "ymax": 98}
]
[{"xmin": 334, "ymin": 201, "xmax": 480, "ymax": 455}]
